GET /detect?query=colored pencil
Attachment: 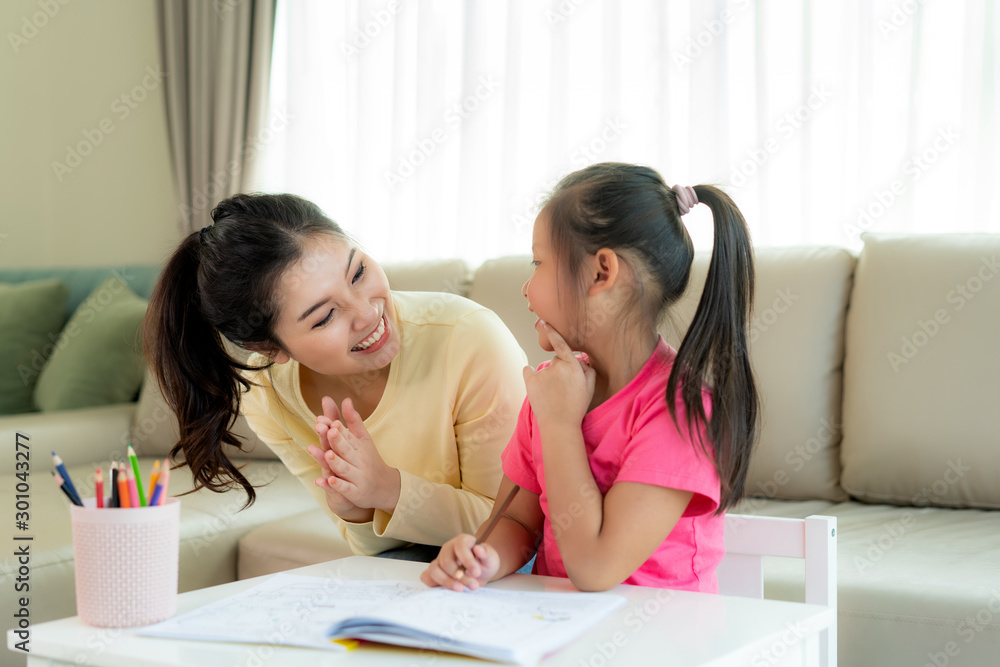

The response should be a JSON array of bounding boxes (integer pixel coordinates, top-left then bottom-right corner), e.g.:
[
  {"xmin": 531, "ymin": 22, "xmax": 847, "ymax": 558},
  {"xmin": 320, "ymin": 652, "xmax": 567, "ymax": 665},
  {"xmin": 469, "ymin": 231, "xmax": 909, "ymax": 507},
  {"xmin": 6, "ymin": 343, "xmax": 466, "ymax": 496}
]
[
  {"xmin": 158, "ymin": 459, "xmax": 170, "ymax": 503},
  {"xmin": 147, "ymin": 460, "xmax": 161, "ymax": 500},
  {"xmin": 110, "ymin": 461, "xmax": 119, "ymax": 508},
  {"xmin": 127, "ymin": 445, "xmax": 146, "ymax": 507},
  {"xmin": 117, "ymin": 464, "xmax": 131, "ymax": 508},
  {"xmin": 52, "ymin": 471, "xmax": 83, "ymax": 506},
  {"xmin": 148, "ymin": 461, "xmax": 170, "ymax": 506},
  {"xmin": 126, "ymin": 465, "xmax": 140, "ymax": 508},
  {"xmin": 51, "ymin": 452, "xmax": 82, "ymax": 506},
  {"xmin": 455, "ymin": 484, "xmax": 520, "ymax": 581},
  {"xmin": 95, "ymin": 468, "xmax": 104, "ymax": 508}
]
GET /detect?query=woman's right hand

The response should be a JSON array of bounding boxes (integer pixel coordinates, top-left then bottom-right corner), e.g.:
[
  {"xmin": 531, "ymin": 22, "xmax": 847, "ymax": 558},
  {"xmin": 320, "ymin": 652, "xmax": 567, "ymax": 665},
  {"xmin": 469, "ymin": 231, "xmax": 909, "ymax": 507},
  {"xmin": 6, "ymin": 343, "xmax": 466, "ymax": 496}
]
[
  {"xmin": 420, "ymin": 534, "xmax": 500, "ymax": 592},
  {"xmin": 306, "ymin": 444, "xmax": 372, "ymax": 522},
  {"xmin": 309, "ymin": 399, "xmax": 374, "ymax": 523}
]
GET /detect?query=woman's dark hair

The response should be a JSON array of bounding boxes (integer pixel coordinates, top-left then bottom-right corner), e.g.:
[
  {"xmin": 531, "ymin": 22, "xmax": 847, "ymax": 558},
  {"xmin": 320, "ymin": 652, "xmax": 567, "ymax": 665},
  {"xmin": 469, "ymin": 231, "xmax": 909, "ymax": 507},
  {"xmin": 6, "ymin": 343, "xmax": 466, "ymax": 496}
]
[
  {"xmin": 544, "ymin": 163, "xmax": 759, "ymax": 511},
  {"xmin": 143, "ymin": 193, "xmax": 347, "ymax": 508}
]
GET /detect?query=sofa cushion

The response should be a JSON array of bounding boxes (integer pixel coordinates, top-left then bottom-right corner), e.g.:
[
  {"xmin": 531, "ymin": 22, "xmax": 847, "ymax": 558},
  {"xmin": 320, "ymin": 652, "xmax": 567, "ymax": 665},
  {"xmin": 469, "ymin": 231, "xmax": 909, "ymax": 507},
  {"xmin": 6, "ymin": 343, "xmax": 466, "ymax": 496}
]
[
  {"xmin": 841, "ymin": 234, "xmax": 1000, "ymax": 509},
  {"xmin": 467, "ymin": 255, "xmax": 539, "ymax": 364},
  {"xmin": 0, "ymin": 279, "xmax": 69, "ymax": 414},
  {"xmin": 237, "ymin": 508, "xmax": 354, "ymax": 580},
  {"xmin": 664, "ymin": 247, "xmax": 855, "ymax": 503},
  {"xmin": 34, "ymin": 275, "xmax": 148, "ymax": 411},
  {"xmin": 383, "ymin": 257, "xmax": 470, "ymax": 295},
  {"xmin": 737, "ymin": 499, "xmax": 1000, "ymax": 667},
  {"xmin": 0, "ymin": 404, "xmax": 135, "ymax": 477}
]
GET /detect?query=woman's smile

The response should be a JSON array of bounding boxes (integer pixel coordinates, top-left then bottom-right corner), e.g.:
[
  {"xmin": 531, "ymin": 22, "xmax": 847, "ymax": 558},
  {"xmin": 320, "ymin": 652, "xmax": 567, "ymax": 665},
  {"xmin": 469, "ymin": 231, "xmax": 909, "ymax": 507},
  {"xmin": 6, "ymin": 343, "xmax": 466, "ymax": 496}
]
[{"xmin": 352, "ymin": 314, "xmax": 389, "ymax": 353}]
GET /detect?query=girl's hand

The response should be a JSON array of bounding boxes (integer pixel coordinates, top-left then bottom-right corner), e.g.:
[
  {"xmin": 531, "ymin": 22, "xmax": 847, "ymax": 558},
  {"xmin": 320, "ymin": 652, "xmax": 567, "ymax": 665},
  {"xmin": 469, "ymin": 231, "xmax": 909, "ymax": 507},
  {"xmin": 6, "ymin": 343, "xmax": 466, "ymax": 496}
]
[
  {"xmin": 523, "ymin": 322, "xmax": 596, "ymax": 428},
  {"xmin": 421, "ymin": 534, "xmax": 499, "ymax": 592},
  {"xmin": 315, "ymin": 396, "xmax": 401, "ymax": 513}
]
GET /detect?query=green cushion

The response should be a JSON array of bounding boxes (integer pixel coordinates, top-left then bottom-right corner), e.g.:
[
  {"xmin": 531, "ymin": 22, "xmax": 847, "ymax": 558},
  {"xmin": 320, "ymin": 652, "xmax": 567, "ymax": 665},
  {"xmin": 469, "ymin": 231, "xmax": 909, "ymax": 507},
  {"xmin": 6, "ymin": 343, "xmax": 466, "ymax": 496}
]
[
  {"xmin": 0, "ymin": 265, "xmax": 162, "ymax": 314},
  {"xmin": 34, "ymin": 276, "xmax": 149, "ymax": 411},
  {"xmin": 0, "ymin": 279, "xmax": 70, "ymax": 414}
]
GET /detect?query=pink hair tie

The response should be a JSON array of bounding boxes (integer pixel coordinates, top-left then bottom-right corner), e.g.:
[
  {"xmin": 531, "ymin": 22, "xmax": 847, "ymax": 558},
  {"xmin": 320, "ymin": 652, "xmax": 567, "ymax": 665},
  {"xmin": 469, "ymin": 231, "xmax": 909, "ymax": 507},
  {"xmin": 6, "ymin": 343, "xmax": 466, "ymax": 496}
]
[{"xmin": 671, "ymin": 184, "xmax": 698, "ymax": 216}]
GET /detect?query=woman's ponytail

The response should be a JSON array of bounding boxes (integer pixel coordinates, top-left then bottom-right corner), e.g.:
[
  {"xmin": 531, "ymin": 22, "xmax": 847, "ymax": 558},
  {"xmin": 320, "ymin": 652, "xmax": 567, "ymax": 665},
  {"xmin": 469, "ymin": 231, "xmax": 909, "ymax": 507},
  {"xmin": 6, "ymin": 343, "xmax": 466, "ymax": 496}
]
[
  {"xmin": 143, "ymin": 193, "xmax": 348, "ymax": 509},
  {"xmin": 143, "ymin": 233, "xmax": 259, "ymax": 508},
  {"xmin": 667, "ymin": 185, "xmax": 759, "ymax": 512}
]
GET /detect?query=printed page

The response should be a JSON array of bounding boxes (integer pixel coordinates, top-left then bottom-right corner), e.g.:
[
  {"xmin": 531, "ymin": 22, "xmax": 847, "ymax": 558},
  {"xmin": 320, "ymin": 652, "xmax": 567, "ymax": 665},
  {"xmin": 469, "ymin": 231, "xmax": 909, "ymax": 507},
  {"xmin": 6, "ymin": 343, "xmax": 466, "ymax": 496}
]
[
  {"xmin": 332, "ymin": 586, "xmax": 627, "ymax": 664},
  {"xmin": 138, "ymin": 573, "xmax": 428, "ymax": 649}
]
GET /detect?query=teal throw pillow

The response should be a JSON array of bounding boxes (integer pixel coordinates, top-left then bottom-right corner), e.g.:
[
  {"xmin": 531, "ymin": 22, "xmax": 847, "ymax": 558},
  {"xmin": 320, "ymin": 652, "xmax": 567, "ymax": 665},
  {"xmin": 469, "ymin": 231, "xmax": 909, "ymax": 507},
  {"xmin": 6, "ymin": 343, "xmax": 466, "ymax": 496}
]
[
  {"xmin": 0, "ymin": 279, "xmax": 70, "ymax": 414},
  {"xmin": 34, "ymin": 275, "xmax": 148, "ymax": 411}
]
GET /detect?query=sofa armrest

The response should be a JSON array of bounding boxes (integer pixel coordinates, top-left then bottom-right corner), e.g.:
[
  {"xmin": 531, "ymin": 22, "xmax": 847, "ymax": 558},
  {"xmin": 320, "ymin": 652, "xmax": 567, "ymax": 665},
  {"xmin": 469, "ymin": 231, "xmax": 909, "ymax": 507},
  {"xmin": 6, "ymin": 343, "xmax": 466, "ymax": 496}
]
[{"xmin": 0, "ymin": 403, "xmax": 137, "ymax": 475}]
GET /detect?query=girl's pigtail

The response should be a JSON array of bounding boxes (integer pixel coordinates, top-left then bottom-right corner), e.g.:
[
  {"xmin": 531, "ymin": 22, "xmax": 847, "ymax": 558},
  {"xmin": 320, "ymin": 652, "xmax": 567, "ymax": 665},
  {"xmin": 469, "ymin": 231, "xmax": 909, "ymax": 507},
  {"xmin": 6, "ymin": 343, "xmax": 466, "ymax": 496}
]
[
  {"xmin": 667, "ymin": 185, "xmax": 759, "ymax": 511},
  {"xmin": 143, "ymin": 234, "xmax": 259, "ymax": 508}
]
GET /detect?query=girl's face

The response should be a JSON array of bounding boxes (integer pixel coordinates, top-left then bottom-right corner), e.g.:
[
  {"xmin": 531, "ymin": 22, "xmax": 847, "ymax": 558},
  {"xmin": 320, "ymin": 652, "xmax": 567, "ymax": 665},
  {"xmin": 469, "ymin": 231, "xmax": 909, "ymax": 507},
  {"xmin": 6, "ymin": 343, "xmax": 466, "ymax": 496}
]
[
  {"xmin": 523, "ymin": 210, "xmax": 574, "ymax": 352},
  {"xmin": 270, "ymin": 234, "xmax": 400, "ymax": 379}
]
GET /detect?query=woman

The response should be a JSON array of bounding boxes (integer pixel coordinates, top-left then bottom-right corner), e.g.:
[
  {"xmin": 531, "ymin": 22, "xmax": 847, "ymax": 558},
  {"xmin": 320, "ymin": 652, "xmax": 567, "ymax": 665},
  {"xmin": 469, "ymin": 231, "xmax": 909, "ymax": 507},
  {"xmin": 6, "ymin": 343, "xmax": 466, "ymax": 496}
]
[{"xmin": 143, "ymin": 193, "xmax": 526, "ymax": 556}]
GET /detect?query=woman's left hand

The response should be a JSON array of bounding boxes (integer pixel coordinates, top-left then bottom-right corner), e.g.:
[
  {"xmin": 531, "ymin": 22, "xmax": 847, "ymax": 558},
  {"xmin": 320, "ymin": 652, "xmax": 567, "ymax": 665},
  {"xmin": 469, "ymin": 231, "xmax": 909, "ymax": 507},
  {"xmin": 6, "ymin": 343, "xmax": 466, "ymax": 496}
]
[
  {"xmin": 317, "ymin": 396, "xmax": 401, "ymax": 513},
  {"xmin": 523, "ymin": 321, "xmax": 595, "ymax": 429}
]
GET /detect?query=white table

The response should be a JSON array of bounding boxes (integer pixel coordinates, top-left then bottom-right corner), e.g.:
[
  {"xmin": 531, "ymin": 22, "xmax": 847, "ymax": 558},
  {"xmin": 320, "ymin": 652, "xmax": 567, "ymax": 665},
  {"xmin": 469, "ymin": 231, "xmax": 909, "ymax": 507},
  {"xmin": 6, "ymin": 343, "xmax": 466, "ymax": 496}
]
[{"xmin": 8, "ymin": 556, "xmax": 835, "ymax": 666}]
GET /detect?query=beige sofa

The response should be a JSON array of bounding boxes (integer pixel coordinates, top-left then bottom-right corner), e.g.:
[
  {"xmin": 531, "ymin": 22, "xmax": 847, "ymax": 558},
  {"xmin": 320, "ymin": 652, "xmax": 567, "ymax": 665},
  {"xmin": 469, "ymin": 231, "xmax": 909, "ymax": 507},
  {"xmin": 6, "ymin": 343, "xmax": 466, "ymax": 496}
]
[{"xmin": 4, "ymin": 234, "xmax": 1000, "ymax": 667}]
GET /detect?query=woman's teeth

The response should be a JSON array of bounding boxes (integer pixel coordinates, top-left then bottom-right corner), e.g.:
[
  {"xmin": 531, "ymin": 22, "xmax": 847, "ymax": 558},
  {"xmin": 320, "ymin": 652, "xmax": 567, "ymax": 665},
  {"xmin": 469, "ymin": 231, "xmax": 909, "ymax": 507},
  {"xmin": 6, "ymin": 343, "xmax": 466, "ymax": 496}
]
[{"xmin": 352, "ymin": 317, "xmax": 385, "ymax": 351}]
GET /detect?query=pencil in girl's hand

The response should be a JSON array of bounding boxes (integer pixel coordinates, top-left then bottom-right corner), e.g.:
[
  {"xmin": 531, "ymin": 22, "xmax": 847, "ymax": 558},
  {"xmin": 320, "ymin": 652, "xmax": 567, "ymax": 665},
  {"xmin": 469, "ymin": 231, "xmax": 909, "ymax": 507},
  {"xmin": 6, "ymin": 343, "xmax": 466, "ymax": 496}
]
[
  {"xmin": 117, "ymin": 463, "xmax": 131, "ymax": 508},
  {"xmin": 53, "ymin": 471, "xmax": 83, "ymax": 506},
  {"xmin": 126, "ymin": 464, "xmax": 140, "ymax": 508},
  {"xmin": 455, "ymin": 485, "xmax": 521, "ymax": 581},
  {"xmin": 95, "ymin": 468, "xmax": 104, "ymax": 508},
  {"xmin": 147, "ymin": 460, "xmax": 161, "ymax": 499},
  {"xmin": 127, "ymin": 445, "xmax": 146, "ymax": 507},
  {"xmin": 110, "ymin": 461, "xmax": 120, "ymax": 508},
  {"xmin": 148, "ymin": 460, "xmax": 170, "ymax": 506},
  {"xmin": 51, "ymin": 452, "xmax": 82, "ymax": 505}
]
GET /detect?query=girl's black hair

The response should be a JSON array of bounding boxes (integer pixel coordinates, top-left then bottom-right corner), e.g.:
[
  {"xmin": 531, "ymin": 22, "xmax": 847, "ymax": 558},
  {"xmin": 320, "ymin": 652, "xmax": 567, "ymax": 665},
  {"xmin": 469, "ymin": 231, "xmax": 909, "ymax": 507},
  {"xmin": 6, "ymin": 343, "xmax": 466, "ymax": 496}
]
[
  {"xmin": 143, "ymin": 193, "xmax": 347, "ymax": 508},
  {"xmin": 544, "ymin": 163, "xmax": 759, "ymax": 511}
]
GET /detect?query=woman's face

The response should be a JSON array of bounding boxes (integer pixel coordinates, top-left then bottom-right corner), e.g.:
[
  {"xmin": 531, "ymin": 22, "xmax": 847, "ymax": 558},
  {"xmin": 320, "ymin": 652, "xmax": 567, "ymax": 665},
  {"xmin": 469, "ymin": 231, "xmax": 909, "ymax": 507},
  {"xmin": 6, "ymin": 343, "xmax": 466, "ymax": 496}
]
[{"xmin": 270, "ymin": 234, "xmax": 400, "ymax": 379}]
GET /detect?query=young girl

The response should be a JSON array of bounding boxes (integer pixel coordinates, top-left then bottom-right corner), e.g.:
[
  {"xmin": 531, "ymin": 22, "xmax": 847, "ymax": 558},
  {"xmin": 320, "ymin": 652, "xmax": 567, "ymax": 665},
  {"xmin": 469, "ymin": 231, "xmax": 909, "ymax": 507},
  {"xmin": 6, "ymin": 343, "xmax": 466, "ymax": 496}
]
[
  {"xmin": 421, "ymin": 163, "xmax": 759, "ymax": 591},
  {"xmin": 143, "ymin": 193, "xmax": 527, "ymax": 557}
]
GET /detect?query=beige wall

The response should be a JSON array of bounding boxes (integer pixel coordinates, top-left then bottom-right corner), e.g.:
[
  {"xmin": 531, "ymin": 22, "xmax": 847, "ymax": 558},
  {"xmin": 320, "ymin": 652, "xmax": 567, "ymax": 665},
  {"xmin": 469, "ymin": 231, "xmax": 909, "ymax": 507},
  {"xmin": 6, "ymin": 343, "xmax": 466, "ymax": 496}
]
[{"xmin": 0, "ymin": 0, "xmax": 180, "ymax": 269}]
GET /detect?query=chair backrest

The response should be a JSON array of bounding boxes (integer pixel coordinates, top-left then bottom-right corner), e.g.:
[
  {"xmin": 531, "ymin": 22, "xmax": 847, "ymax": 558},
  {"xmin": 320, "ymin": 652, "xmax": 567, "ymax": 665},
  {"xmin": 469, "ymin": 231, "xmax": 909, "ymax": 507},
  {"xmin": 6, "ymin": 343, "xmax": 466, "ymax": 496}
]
[{"xmin": 718, "ymin": 514, "xmax": 837, "ymax": 607}]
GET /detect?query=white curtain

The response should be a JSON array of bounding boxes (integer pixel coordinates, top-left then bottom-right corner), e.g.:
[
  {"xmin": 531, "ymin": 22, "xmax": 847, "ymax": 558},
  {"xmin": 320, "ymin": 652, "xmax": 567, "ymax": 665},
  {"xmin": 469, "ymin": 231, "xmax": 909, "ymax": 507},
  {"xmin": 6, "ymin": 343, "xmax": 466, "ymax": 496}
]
[{"xmin": 247, "ymin": 0, "xmax": 1000, "ymax": 265}]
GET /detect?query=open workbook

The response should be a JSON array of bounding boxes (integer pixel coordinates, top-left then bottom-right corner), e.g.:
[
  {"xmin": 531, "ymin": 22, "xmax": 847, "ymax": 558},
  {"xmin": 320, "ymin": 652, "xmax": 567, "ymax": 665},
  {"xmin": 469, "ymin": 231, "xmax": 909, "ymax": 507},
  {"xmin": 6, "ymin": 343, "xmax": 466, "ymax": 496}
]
[{"xmin": 138, "ymin": 572, "xmax": 626, "ymax": 665}]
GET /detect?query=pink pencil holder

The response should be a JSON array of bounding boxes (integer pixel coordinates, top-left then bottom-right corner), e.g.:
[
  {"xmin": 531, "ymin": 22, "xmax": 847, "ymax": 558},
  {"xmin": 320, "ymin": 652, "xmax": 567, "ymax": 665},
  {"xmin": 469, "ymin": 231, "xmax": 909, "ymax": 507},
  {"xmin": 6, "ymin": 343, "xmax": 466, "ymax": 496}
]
[{"xmin": 70, "ymin": 497, "xmax": 180, "ymax": 627}]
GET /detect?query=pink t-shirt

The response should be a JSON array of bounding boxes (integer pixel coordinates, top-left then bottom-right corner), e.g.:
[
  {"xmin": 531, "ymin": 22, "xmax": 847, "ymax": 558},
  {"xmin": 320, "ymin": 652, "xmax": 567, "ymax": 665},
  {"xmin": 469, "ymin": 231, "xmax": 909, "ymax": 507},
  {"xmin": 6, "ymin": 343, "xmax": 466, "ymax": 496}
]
[{"xmin": 501, "ymin": 337, "xmax": 724, "ymax": 592}]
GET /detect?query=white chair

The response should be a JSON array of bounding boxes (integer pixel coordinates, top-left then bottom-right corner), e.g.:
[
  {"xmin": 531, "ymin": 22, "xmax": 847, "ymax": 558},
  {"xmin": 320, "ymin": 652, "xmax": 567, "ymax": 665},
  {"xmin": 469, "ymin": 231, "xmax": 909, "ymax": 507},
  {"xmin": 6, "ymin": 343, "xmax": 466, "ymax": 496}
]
[{"xmin": 718, "ymin": 513, "xmax": 837, "ymax": 666}]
